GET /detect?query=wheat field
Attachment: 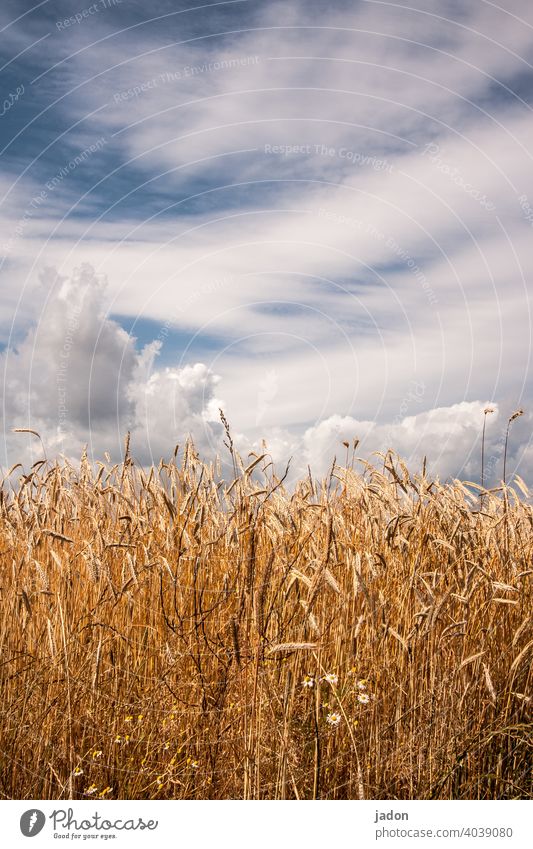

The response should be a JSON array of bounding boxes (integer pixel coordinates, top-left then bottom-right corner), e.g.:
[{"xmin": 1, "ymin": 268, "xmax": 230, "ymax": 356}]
[{"xmin": 0, "ymin": 438, "xmax": 531, "ymax": 800}]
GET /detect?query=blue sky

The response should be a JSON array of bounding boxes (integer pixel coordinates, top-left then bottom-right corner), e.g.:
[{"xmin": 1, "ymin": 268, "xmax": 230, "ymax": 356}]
[{"xmin": 1, "ymin": 0, "xmax": 533, "ymax": 481}]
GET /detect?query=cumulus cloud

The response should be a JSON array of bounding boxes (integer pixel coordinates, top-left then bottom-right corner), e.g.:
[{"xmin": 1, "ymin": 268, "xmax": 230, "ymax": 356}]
[
  {"xmin": 247, "ymin": 400, "xmax": 530, "ymax": 485},
  {"xmin": 0, "ymin": 264, "xmax": 222, "ymax": 469},
  {"xmin": 302, "ymin": 402, "xmax": 500, "ymax": 482},
  {"xmin": 128, "ymin": 347, "xmax": 223, "ymax": 464},
  {"xmin": 1, "ymin": 0, "xmax": 532, "ymax": 483},
  {"xmin": 1, "ymin": 262, "xmax": 529, "ymax": 485}
]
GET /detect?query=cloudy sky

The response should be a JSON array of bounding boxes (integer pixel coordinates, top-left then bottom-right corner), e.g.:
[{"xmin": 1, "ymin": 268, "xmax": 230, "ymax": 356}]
[{"xmin": 1, "ymin": 0, "xmax": 532, "ymax": 482}]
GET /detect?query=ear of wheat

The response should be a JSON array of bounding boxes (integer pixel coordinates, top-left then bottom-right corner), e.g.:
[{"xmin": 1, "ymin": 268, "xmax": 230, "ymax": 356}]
[{"xmin": 0, "ymin": 439, "xmax": 530, "ymax": 800}]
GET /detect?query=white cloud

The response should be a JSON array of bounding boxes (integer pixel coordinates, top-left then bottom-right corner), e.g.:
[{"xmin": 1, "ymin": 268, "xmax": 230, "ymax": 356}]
[
  {"xmin": 245, "ymin": 400, "xmax": 529, "ymax": 486},
  {"xmin": 0, "ymin": 264, "xmax": 222, "ymax": 469},
  {"xmin": 1, "ymin": 0, "xmax": 532, "ymax": 482},
  {"xmin": 128, "ymin": 351, "xmax": 223, "ymax": 465},
  {"xmin": 1, "ymin": 263, "xmax": 529, "ymax": 485},
  {"xmin": 301, "ymin": 401, "xmax": 499, "ymax": 481},
  {"xmin": 233, "ymin": 399, "xmax": 533, "ymax": 486}
]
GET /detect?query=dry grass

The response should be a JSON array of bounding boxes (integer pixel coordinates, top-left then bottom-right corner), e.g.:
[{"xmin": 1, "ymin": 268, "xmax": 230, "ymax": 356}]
[{"xmin": 0, "ymin": 441, "xmax": 531, "ymax": 800}]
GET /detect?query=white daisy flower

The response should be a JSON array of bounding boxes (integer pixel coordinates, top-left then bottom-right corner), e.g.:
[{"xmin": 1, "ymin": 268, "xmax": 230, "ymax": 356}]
[
  {"xmin": 326, "ymin": 712, "xmax": 341, "ymax": 727},
  {"xmin": 323, "ymin": 673, "xmax": 339, "ymax": 686},
  {"xmin": 302, "ymin": 675, "xmax": 315, "ymax": 689}
]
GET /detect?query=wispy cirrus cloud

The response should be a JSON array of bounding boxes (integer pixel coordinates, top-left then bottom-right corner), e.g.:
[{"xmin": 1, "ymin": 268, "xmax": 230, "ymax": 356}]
[{"xmin": 1, "ymin": 0, "xmax": 532, "ymax": 481}]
